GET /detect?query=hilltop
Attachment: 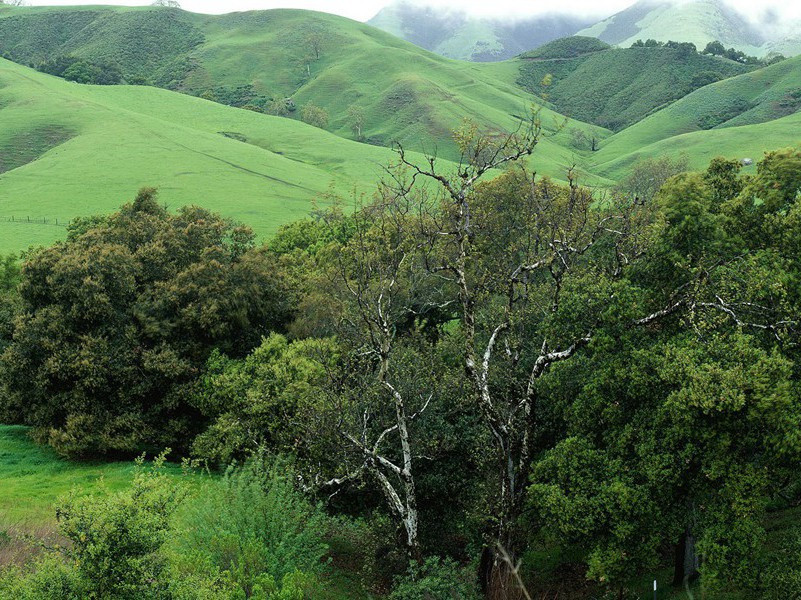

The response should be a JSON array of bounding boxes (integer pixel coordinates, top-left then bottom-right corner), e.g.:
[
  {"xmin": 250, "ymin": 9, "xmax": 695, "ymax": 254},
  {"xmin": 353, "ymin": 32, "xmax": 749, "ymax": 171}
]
[
  {"xmin": 367, "ymin": 1, "xmax": 592, "ymax": 61},
  {"xmin": 578, "ymin": 0, "xmax": 764, "ymax": 55}
]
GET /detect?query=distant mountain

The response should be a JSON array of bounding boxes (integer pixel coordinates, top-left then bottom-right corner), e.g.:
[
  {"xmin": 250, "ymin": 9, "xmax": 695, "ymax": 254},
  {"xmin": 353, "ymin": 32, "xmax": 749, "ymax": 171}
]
[
  {"xmin": 367, "ymin": 2, "xmax": 594, "ymax": 61},
  {"xmin": 578, "ymin": 0, "xmax": 764, "ymax": 55}
]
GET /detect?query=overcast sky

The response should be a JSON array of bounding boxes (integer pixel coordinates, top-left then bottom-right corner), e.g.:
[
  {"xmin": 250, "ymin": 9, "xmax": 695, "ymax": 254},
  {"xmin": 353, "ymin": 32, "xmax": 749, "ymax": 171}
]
[{"xmin": 20, "ymin": 0, "xmax": 801, "ymax": 23}]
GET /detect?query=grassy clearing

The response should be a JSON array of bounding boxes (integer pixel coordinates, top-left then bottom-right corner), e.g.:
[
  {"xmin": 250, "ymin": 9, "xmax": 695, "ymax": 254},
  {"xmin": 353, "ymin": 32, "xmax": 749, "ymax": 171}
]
[{"xmin": 0, "ymin": 424, "xmax": 376, "ymax": 598}]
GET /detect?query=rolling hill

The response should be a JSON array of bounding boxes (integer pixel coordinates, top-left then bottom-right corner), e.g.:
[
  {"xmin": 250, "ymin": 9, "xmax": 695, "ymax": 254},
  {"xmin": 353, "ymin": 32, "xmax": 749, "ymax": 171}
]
[
  {"xmin": 578, "ymin": 0, "xmax": 764, "ymax": 55},
  {"xmin": 0, "ymin": 56, "xmax": 449, "ymax": 253},
  {"xmin": 590, "ymin": 53, "xmax": 801, "ymax": 159},
  {"xmin": 0, "ymin": 4, "xmax": 604, "ymax": 167},
  {"xmin": 1, "ymin": 5, "xmax": 800, "ymax": 256},
  {"xmin": 517, "ymin": 36, "xmax": 752, "ymax": 130},
  {"xmin": 367, "ymin": 1, "xmax": 593, "ymax": 61}
]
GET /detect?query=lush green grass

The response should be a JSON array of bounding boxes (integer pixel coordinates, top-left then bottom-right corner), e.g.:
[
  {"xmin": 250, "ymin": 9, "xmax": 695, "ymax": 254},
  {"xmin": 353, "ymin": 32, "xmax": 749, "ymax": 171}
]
[
  {"xmin": 0, "ymin": 57, "xmax": 451, "ymax": 253},
  {"xmin": 517, "ymin": 39, "xmax": 751, "ymax": 130},
  {"xmin": 0, "ymin": 425, "xmax": 147, "ymax": 528}
]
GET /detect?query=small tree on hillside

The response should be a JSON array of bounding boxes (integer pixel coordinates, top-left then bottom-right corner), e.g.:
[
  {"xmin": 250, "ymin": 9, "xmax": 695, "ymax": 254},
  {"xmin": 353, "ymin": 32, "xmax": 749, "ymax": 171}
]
[
  {"xmin": 347, "ymin": 105, "xmax": 366, "ymax": 140},
  {"xmin": 300, "ymin": 103, "xmax": 329, "ymax": 129},
  {"xmin": 702, "ymin": 40, "xmax": 726, "ymax": 56},
  {"xmin": 151, "ymin": 0, "xmax": 180, "ymax": 7}
]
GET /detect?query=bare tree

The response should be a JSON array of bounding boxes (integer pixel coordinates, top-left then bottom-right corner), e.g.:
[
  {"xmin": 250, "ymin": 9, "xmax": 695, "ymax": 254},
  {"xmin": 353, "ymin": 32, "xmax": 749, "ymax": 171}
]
[{"xmin": 302, "ymin": 191, "xmax": 441, "ymax": 560}]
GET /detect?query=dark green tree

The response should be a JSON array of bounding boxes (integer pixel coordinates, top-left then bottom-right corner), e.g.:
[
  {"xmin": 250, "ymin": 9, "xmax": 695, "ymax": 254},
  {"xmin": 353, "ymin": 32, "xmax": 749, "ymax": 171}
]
[{"xmin": 0, "ymin": 189, "xmax": 291, "ymax": 457}]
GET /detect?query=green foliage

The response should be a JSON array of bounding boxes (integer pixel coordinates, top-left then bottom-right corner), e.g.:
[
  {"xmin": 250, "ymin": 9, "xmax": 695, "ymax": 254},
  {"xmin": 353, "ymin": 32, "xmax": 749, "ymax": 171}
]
[
  {"xmin": 38, "ymin": 55, "xmax": 123, "ymax": 85},
  {"xmin": 173, "ymin": 454, "xmax": 328, "ymax": 598},
  {"xmin": 520, "ymin": 36, "xmax": 610, "ymax": 59},
  {"xmin": 0, "ymin": 453, "xmax": 203, "ymax": 600},
  {"xmin": 760, "ymin": 527, "xmax": 801, "ymax": 599},
  {"xmin": 299, "ymin": 102, "xmax": 329, "ymax": 129},
  {"xmin": 191, "ymin": 334, "xmax": 338, "ymax": 465},
  {"xmin": 0, "ymin": 189, "xmax": 292, "ymax": 457},
  {"xmin": 389, "ymin": 557, "xmax": 480, "ymax": 600}
]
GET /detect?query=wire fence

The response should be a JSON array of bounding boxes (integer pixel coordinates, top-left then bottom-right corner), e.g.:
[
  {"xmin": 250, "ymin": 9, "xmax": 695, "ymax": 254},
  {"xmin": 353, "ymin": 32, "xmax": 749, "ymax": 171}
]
[{"xmin": 0, "ymin": 216, "xmax": 67, "ymax": 228}]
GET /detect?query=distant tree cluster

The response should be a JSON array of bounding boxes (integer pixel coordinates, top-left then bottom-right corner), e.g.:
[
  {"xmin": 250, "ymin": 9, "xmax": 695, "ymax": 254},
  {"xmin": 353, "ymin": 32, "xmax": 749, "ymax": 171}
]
[
  {"xmin": 701, "ymin": 40, "xmax": 786, "ymax": 65},
  {"xmin": 630, "ymin": 38, "xmax": 787, "ymax": 67},
  {"xmin": 36, "ymin": 55, "xmax": 123, "ymax": 85}
]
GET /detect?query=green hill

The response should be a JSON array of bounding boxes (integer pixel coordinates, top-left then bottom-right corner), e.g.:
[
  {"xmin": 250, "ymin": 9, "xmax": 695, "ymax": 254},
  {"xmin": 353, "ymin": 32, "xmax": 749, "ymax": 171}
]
[
  {"xmin": 578, "ymin": 0, "xmax": 764, "ymax": 55},
  {"xmin": 591, "ymin": 54, "xmax": 801, "ymax": 161},
  {"xmin": 0, "ymin": 57, "xmax": 450, "ymax": 253},
  {"xmin": 517, "ymin": 37, "xmax": 753, "ymax": 130},
  {"xmin": 0, "ymin": 4, "xmax": 604, "ymax": 167}
]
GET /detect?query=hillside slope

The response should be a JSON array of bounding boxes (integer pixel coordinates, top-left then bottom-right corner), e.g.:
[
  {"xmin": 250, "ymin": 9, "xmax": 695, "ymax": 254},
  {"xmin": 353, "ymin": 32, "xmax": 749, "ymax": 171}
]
[
  {"xmin": 0, "ymin": 5, "xmax": 604, "ymax": 167},
  {"xmin": 0, "ymin": 57, "xmax": 445, "ymax": 252},
  {"xmin": 592, "ymin": 54, "xmax": 801, "ymax": 158},
  {"xmin": 368, "ymin": 2, "xmax": 592, "ymax": 61},
  {"xmin": 517, "ymin": 37, "xmax": 751, "ymax": 130},
  {"xmin": 578, "ymin": 0, "xmax": 764, "ymax": 55}
]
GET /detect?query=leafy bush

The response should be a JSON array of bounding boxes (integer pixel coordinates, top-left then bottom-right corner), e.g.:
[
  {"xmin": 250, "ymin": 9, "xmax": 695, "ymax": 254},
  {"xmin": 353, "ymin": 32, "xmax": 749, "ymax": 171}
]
[
  {"xmin": 389, "ymin": 557, "xmax": 480, "ymax": 600},
  {"xmin": 173, "ymin": 454, "xmax": 328, "ymax": 598},
  {"xmin": 300, "ymin": 103, "xmax": 329, "ymax": 129},
  {"xmin": 0, "ymin": 189, "xmax": 292, "ymax": 457},
  {"xmin": 0, "ymin": 454, "xmax": 209, "ymax": 600},
  {"xmin": 191, "ymin": 334, "xmax": 338, "ymax": 466}
]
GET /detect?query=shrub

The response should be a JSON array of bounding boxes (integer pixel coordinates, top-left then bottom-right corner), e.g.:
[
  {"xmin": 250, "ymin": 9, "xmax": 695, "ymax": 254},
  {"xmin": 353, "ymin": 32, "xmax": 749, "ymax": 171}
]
[
  {"xmin": 0, "ymin": 189, "xmax": 292, "ymax": 457},
  {"xmin": 173, "ymin": 454, "xmax": 328, "ymax": 598},
  {"xmin": 389, "ymin": 557, "xmax": 480, "ymax": 600},
  {"xmin": 0, "ymin": 454, "xmax": 202, "ymax": 600},
  {"xmin": 300, "ymin": 103, "xmax": 329, "ymax": 129},
  {"xmin": 760, "ymin": 527, "xmax": 801, "ymax": 599}
]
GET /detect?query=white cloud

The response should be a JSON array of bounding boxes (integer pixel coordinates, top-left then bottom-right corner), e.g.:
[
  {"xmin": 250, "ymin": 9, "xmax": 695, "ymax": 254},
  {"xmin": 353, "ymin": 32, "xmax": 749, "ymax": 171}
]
[{"xmin": 20, "ymin": 0, "xmax": 801, "ymax": 24}]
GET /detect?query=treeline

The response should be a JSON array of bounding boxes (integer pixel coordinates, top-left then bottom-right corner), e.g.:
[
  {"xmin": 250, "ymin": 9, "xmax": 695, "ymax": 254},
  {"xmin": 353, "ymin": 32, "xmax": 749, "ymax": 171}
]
[
  {"xmin": 1, "ymin": 129, "xmax": 801, "ymax": 598},
  {"xmin": 630, "ymin": 38, "xmax": 787, "ymax": 67},
  {"xmin": 33, "ymin": 55, "xmax": 123, "ymax": 85}
]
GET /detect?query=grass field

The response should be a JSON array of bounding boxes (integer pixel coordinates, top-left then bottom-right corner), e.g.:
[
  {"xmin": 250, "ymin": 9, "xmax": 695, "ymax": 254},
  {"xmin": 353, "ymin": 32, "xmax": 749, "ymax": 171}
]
[
  {"xmin": 0, "ymin": 57, "xmax": 446, "ymax": 253},
  {"xmin": 0, "ymin": 425, "xmax": 147, "ymax": 529}
]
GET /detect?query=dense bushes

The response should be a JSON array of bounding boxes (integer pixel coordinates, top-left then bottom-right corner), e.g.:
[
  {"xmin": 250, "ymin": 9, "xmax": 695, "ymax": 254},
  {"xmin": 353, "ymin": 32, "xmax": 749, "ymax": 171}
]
[
  {"xmin": 37, "ymin": 55, "xmax": 123, "ymax": 85},
  {"xmin": 173, "ymin": 455, "xmax": 328, "ymax": 598},
  {"xmin": 0, "ymin": 456, "xmax": 333, "ymax": 600},
  {"xmin": 0, "ymin": 189, "xmax": 291, "ymax": 457}
]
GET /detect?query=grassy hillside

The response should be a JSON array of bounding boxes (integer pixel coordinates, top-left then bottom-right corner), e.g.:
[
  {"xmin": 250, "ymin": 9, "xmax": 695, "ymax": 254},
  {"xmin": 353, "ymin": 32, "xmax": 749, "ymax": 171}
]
[
  {"xmin": 0, "ymin": 5, "xmax": 604, "ymax": 167},
  {"xmin": 0, "ymin": 57, "xmax": 450, "ymax": 253},
  {"xmin": 591, "ymin": 108, "xmax": 801, "ymax": 180},
  {"xmin": 591, "ymin": 54, "xmax": 801, "ymax": 162},
  {"xmin": 578, "ymin": 0, "xmax": 764, "ymax": 55},
  {"xmin": 517, "ymin": 37, "xmax": 752, "ymax": 130}
]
